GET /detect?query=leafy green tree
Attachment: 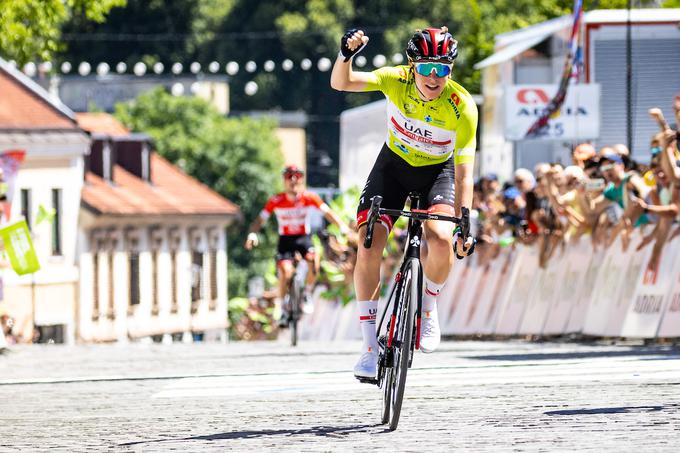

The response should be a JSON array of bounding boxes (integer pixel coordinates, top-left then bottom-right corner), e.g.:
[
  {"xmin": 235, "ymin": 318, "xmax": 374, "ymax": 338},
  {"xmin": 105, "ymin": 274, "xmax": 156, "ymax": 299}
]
[
  {"xmin": 60, "ymin": 0, "xmax": 674, "ymax": 186},
  {"xmin": 114, "ymin": 87, "xmax": 284, "ymax": 297},
  {"xmin": 0, "ymin": 0, "xmax": 125, "ymax": 65}
]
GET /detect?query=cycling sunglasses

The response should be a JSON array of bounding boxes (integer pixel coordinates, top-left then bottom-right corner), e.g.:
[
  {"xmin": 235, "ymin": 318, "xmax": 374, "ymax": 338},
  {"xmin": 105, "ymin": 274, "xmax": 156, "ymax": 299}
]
[
  {"xmin": 284, "ymin": 172, "xmax": 303, "ymax": 180},
  {"xmin": 414, "ymin": 62, "xmax": 452, "ymax": 78}
]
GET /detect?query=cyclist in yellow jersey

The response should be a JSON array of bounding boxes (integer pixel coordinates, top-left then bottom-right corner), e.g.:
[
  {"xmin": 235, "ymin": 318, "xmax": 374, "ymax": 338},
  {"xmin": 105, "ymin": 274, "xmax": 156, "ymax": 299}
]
[{"xmin": 331, "ymin": 27, "xmax": 477, "ymax": 380}]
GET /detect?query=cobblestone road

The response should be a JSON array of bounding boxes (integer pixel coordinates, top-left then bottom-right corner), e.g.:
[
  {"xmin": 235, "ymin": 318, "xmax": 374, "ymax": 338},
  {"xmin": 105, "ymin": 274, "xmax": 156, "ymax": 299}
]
[{"xmin": 1, "ymin": 339, "xmax": 680, "ymax": 452}]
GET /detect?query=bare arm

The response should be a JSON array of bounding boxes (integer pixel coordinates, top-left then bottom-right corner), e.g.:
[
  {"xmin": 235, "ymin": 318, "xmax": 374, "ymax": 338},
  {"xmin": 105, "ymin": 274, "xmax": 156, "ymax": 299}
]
[
  {"xmin": 330, "ymin": 30, "xmax": 373, "ymax": 92},
  {"xmin": 244, "ymin": 215, "xmax": 266, "ymax": 250},
  {"xmin": 649, "ymin": 107, "xmax": 671, "ymax": 133},
  {"xmin": 320, "ymin": 204, "xmax": 350, "ymax": 233},
  {"xmin": 659, "ymin": 128, "xmax": 680, "ymax": 185},
  {"xmin": 589, "ymin": 193, "xmax": 610, "ymax": 214},
  {"xmin": 454, "ymin": 163, "xmax": 474, "ymax": 217}
]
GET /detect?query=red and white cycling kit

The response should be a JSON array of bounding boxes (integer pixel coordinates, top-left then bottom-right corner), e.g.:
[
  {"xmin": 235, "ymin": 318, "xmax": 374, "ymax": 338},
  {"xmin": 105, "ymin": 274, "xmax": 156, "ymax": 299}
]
[{"xmin": 260, "ymin": 191, "xmax": 326, "ymax": 236}]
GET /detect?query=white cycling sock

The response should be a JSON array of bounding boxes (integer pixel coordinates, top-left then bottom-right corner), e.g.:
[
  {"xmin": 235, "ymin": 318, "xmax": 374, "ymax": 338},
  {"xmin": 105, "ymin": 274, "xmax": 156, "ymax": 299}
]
[
  {"xmin": 358, "ymin": 300, "xmax": 379, "ymax": 353},
  {"xmin": 423, "ymin": 277, "xmax": 444, "ymax": 314}
]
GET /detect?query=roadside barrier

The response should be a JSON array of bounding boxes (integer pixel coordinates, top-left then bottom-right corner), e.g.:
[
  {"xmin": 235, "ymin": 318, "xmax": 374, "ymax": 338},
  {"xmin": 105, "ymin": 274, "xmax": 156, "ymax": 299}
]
[{"xmin": 299, "ymin": 232, "xmax": 680, "ymax": 341}]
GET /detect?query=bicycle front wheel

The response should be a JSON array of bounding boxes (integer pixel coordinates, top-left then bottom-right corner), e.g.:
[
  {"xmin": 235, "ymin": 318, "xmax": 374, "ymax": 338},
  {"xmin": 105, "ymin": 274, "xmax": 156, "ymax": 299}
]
[
  {"xmin": 289, "ymin": 280, "xmax": 301, "ymax": 347},
  {"xmin": 388, "ymin": 259, "xmax": 419, "ymax": 431}
]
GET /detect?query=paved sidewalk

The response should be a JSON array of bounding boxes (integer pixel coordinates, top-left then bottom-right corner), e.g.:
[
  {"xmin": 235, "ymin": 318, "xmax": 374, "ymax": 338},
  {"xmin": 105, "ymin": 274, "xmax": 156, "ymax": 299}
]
[{"xmin": 1, "ymin": 340, "xmax": 680, "ymax": 451}]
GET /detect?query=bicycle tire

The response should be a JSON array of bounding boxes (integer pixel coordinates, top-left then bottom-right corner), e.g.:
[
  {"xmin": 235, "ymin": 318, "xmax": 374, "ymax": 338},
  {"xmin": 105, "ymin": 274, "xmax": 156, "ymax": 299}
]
[
  {"xmin": 389, "ymin": 259, "xmax": 419, "ymax": 431},
  {"xmin": 289, "ymin": 280, "xmax": 300, "ymax": 347},
  {"xmin": 380, "ymin": 332, "xmax": 392, "ymax": 424}
]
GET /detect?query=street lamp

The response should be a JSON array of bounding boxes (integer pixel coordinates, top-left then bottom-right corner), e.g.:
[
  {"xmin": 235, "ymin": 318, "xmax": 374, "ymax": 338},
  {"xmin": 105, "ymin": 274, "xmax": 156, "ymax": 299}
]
[
  {"xmin": 226, "ymin": 61, "xmax": 239, "ymax": 75},
  {"xmin": 244, "ymin": 81, "xmax": 258, "ymax": 96},
  {"xmin": 78, "ymin": 62, "xmax": 91, "ymax": 76},
  {"xmin": 96, "ymin": 62, "xmax": 110, "ymax": 76},
  {"xmin": 317, "ymin": 57, "xmax": 332, "ymax": 72},
  {"xmin": 133, "ymin": 62, "xmax": 147, "ymax": 76}
]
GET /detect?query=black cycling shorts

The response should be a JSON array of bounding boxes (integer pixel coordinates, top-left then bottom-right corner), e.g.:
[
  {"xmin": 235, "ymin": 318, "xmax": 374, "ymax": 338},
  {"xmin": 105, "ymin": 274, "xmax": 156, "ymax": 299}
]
[
  {"xmin": 276, "ymin": 234, "xmax": 315, "ymax": 263},
  {"xmin": 356, "ymin": 144, "xmax": 456, "ymax": 231}
]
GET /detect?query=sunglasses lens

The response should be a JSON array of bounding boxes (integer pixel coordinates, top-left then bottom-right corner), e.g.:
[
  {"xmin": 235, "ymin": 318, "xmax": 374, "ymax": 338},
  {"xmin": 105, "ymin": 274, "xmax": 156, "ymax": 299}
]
[{"xmin": 415, "ymin": 63, "xmax": 451, "ymax": 77}]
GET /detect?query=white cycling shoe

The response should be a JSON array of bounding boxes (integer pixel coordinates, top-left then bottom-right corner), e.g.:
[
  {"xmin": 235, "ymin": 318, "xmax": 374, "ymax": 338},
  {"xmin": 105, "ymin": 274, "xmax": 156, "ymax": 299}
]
[
  {"xmin": 419, "ymin": 310, "xmax": 441, "ymax": 353},
  {"xmin": 353, "ymin": 350, "xmax": 378, "ymax": 379}
]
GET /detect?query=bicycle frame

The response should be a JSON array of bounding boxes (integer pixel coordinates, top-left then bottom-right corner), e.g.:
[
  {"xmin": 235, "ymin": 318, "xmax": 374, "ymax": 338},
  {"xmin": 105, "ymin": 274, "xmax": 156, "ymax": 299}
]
[{"xmin": 366, "ymin": 193, "xmax": 464, "ymax": 351}]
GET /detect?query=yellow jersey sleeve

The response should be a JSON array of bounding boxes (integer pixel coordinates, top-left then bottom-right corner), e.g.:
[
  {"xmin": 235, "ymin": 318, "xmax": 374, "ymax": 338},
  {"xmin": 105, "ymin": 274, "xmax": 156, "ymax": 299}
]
[
  {"xmin": 362, "ymin": 66, "xmax": 410, "ymax": 96},
  {"xmin": 453, "ymin": 99, "xmax": 478, "ymax": 165}
]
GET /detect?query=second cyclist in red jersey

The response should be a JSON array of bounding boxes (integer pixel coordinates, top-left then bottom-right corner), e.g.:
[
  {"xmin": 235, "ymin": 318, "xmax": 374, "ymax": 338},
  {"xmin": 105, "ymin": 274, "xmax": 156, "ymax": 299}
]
[{"xmin": 245, "ymin": 165, "xmax": 351, "ymax": 324}]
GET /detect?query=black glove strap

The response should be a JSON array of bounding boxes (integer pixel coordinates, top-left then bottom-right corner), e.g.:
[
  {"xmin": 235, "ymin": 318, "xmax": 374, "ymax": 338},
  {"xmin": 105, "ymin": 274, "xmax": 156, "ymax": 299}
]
[{"xmin": 340, "ymin": 29, "xmax": 367, "ymax": 62}]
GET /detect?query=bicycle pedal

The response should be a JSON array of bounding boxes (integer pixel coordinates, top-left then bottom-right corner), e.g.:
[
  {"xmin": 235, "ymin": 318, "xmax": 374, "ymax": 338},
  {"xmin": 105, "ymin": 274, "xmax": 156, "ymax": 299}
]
[{"xmin": 355, "ymin": 376, "xmax": 379, "ymax": 385}]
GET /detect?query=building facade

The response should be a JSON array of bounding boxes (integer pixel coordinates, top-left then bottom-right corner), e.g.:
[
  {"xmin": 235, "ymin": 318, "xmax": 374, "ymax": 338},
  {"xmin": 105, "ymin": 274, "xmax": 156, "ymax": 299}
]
[
  {"xmin": 0, "ymin": 56, "xmax": 240, "ymax": 344},
  {"xmin": 77, "ymin": 113, "xmax": 240, "ymax": 343},
  {"xmin": 0, "ymin": 57, "xmax": 90, "ymax": 344}
]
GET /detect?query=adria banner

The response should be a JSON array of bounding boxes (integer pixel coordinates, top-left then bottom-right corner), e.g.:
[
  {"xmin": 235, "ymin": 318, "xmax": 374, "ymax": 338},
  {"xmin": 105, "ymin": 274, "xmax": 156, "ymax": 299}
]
[{"xmin": 504, "ymin": 84, "xmax": 600, "ymax": 141}]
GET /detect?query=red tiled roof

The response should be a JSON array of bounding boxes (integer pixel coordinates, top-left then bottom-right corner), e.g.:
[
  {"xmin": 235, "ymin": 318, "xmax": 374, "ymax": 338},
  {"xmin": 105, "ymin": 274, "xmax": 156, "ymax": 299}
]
[
  {"xmin": 0, "ymin": 70, "xmax": 77, "ymax": 129},
  {"xmin": 82, "ymin": 153, "xmax": 240, "ymax": 216},
  {"xmin": 75, "ymin": 112, "xmax": 129, "ymax": 136}
]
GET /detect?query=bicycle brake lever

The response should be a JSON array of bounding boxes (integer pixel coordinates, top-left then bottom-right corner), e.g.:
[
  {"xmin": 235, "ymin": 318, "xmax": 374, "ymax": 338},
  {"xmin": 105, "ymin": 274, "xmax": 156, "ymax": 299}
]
[{"xmin": 363, "ymin": 196, "xmax": 383, "ymax": 249}]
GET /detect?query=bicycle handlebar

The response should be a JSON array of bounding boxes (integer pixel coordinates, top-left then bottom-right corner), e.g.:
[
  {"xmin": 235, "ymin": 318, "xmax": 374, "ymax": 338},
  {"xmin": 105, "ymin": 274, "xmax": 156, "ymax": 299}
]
[{"xmin": 363, "ymin": 196, "xmax": 468, "ymax": 249}]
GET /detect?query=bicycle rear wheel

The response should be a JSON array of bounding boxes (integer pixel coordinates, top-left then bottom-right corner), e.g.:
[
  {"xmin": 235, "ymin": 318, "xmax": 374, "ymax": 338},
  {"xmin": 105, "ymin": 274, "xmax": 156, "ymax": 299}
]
[{"xmin": 388, "ymin": 259, "xmax": 419, "ymax": 431}]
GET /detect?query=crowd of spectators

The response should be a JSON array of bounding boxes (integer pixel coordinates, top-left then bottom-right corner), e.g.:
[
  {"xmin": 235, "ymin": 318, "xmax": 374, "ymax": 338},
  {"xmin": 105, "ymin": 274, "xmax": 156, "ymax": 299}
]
[{"xmin": 473, "ymin": 95, "xmax": 680, "ymax": 271}]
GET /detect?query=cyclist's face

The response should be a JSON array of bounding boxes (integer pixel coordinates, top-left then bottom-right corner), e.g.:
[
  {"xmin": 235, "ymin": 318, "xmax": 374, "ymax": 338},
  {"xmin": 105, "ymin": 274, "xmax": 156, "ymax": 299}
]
[
  {"xmin": 412, "ymin": 61, "xmax": 451, "ymax": 100},
  {"xmin": 284, "ymin": 173, "xmax": 304, "ymax": 192}
]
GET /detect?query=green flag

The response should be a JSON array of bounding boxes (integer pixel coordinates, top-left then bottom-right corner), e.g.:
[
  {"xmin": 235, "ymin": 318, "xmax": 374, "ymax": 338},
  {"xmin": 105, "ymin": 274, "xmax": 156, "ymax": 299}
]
[
  {"xmin": 0, "ymin": 220, "xmax": 40, "ymax": 275},
  {"xmin": 35, "ymin": 204, "xmax": 55, "ymax": 225}
]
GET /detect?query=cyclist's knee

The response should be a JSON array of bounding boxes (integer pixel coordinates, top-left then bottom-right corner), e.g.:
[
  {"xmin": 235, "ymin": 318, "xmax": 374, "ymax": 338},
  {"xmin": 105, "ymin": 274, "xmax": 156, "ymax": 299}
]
[
  {"xmin": 278, "ymin": 261, "xmax": 295, "ymax": 279},
  {"xmin": 425, "ymin": 222, "xmax": 453, "ymax": 248}
]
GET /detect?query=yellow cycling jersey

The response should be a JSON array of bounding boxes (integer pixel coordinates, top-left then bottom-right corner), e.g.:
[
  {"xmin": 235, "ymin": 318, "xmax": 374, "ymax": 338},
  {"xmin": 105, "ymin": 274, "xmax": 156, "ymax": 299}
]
[{"xmin": 362, "ymin": 65, "xmax": 478, "ymax": 167}]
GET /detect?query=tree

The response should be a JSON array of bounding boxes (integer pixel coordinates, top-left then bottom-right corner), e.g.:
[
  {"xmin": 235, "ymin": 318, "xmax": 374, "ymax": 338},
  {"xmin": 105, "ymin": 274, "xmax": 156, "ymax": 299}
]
[
  {"xmin": 59, "ymin": 0, "xmax": 674, "ymax": 186},
  {"xmin": 114, "ymin": 87, "xmax": 284, "ymax": 297},
  {"xmin": 0, "ymin": 0, "xmax": 126, "ymax": 65}
]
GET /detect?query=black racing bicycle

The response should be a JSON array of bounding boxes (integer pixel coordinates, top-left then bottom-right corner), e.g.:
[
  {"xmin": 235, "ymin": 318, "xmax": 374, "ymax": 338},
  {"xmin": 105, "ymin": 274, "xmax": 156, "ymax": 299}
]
[
  {"xmin": 358, "ymin": 192, "xmax": 472, "ymax": 431},
  {"xmin": 282, "ymin": 255, "xmax": 308, "ymax": 347}
]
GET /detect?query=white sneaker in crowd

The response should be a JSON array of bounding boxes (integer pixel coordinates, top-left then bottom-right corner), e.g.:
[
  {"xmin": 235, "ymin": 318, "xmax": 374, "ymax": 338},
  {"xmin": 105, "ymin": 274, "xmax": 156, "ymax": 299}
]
[
  {"xmin": 419, "ymin": 310, "xmax": 441, "ymax": 353},
  {"xmin": 353, "ymin": 351, "xmax": 378, "ymax": 379}
]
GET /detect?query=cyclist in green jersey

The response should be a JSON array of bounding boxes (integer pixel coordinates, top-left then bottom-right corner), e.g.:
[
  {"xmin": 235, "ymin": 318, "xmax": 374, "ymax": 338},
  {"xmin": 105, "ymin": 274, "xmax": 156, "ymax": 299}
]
[{"xmin": 331, "ymin": 27, "xmax": 477, "ymax": 379}]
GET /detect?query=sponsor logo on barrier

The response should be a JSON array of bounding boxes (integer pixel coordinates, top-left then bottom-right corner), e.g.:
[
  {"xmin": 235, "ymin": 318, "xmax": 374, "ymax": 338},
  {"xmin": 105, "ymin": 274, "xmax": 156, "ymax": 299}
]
[
  {"xmin": 670, "ymin": 293, "xmax": 680, "ymax": 313},
  {"xmin": 633, "ymin": 294, "xmax": 663, "ymax": 314}
]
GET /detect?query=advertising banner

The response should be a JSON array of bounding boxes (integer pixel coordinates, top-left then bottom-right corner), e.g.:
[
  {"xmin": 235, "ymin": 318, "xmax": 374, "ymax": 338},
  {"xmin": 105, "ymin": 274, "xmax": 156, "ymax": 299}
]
[
  {"xmin": 620, "ymin": 237, "xmax": 680, "ymax": 338},
  {"xmin": 565, "ymin": 240, "xmax": 603, "ymax": 333},
  {"xmin": 650, "ymin": 235, "xmax": 680, "ymax": 338},
  {"xmin": 0, "ymin": 220, "xmax": 40, "ymax": 275},
  {"xmin": 543, "ymin": 242, "xmax": 588, "ymax": 335},
  {"xmin": 581, "ymin": 237, "xmax": 629, "ymax": 336},
  {"xmin": 0, "ymin": 150, "xmax": 26, "ymax": 222},
  {"xmin": 439, "ymin": 258, "xmax": 471, "ymax": 334},
  {"xmin": 494, "ymin": 246, "xmax": 537, "ymax": 335},
  {"xmin": 603, "ymin": 238, "xmax": 648, "ymax": 337},
  {"xmin": 478, "ymin": 249, "xmax": 518, "ymax": 335},
  {"xmin": 461, "ymin": 253, "xmax": 510, "ymax": 335},
  {"xmin": 445, "ymin": 259, "xmax": 485, "ymax": 334},
  {"xmin": 504, "ymin": 84, "xmax": 600, "ymax": 141}
]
